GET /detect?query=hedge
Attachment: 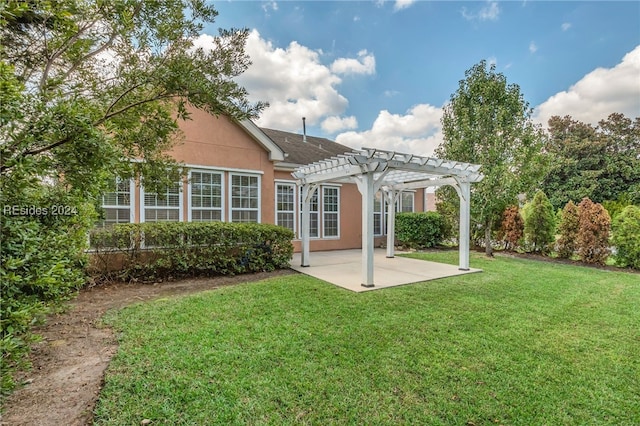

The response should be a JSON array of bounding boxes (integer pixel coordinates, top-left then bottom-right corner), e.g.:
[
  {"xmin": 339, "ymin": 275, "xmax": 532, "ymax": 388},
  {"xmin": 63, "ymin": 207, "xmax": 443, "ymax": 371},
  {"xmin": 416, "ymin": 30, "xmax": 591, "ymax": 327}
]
[
  {"xmin": 395, "ymin": 212, "xmax": 446, "ymax": 249},
  {"xmin": 88, "ymin": 222, "xmax": 294, "ymax": 281}
]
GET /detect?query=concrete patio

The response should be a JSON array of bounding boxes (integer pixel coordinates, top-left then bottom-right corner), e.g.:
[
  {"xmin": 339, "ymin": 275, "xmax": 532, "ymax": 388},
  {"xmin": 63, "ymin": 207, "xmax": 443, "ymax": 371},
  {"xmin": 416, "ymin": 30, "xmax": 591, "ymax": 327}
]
[{"xmin": 290, "ymin": 249, "xmax": 481, "ymax": 292}]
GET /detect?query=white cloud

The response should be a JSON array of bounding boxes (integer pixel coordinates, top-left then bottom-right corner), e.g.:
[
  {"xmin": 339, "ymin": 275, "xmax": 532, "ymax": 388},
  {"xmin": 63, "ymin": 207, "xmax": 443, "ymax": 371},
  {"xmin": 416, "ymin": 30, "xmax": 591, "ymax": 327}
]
[
  {"xmin": 462, "ymin": 1, "xmax": 500, "ymax": 22},
  {"xmin": 262, "ymin": 1, "xmax": 278, "ymax": 13},
  {"xmin": 217, "ymin": 30, "xmax": 375, "ymax": 132},
  {"xmin": 394, "ymin": 0, "xmax": 415, "ymax": 12},
  {"xmin": 561, "ymin": 22, "xmax": 572, "ymax": 31},
  {"xmin": 534, "ymin": 45, "xmax": 640, "ymax": 126},
  {"xmin": 330, "ymin": 50, "xmax": 376, "ymax": 75},
  {"xmin": 529, "ymin": 41, "xmax": 538, "ymax": 54},
  {"xmin": 384, "ymin": 90, "xmax": 400, "ymax": 97},
  {"xmin": 321, "ymin": 115, "xmax": 358, "ymax": 133},
  {"xmin": 336, "ymin": 104, "xmax": 444, "ymax": 156}
]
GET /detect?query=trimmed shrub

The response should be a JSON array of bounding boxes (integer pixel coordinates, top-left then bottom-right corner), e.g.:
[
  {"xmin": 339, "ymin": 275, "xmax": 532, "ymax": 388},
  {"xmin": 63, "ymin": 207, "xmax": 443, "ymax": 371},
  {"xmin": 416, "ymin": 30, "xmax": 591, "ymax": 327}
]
[
  {"xmin": 556, "ymin": 200, "xmax": 579, "ymax": 259},
  {"xmin": 498, "ymin": 205, "xmax": 524, "ymax": 251},
  {"xmin": 1, "ymin": 188, "xmax": 94, "ymax": 396},
  {"xmin": 395, "ymin": 212, "xmax": 446, "ymax": 249},
  {"xmin": 523, "ymin": 191, "xmax": 556, "ymax": 254},
  {"xmin": 576, "ymin": 197, "xmax": 611, "ymax": 265},
  {"xmin": 611, "ymin": 205, "xmax": 640, "ymax": 269},
  {"xmin": 89, "ymin": 222, "xmax": 294, "ymax": 281}
]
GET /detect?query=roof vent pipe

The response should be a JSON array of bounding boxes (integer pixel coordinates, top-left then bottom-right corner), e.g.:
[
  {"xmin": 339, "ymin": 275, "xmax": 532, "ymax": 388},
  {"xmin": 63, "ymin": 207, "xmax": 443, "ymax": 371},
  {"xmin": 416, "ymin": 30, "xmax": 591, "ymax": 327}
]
[{"xmin": 302, "ymin": 117, "xmax": 307, "ymax": 143}]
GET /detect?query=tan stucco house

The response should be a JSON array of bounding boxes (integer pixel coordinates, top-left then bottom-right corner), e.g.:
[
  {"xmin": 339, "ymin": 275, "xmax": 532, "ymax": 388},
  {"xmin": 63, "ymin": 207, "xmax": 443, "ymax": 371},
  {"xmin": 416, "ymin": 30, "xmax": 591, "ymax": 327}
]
[{"xmin": 99, "ymin": 107, "xmax": 432, "ymax": 253}]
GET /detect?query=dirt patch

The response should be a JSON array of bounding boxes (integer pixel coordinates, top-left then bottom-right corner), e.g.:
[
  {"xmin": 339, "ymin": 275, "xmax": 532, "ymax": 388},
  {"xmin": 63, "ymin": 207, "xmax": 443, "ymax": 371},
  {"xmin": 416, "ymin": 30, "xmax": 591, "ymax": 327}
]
[{"xmin": 1, "ymin": 269, "xmax": 296, "ymax": 426}]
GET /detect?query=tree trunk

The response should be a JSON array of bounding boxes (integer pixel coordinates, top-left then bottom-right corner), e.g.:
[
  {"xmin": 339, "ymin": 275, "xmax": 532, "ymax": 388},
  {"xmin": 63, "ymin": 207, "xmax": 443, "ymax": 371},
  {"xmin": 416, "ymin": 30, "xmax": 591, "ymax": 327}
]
[{"xmin": 484, "ymin": 220, "xmax": 494, "ymax": 257}]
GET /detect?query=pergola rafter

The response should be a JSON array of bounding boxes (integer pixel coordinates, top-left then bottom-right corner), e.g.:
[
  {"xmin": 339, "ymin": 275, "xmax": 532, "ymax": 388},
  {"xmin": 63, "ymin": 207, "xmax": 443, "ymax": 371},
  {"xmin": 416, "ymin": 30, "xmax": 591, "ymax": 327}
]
[{"xmin": 292, "ymin": 148, "xmax": 484, "ymax": 288}]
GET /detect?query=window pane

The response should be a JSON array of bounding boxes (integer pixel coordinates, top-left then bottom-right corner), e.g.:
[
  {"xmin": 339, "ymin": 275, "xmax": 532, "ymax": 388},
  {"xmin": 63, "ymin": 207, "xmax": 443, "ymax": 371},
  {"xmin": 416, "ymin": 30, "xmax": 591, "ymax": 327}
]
[
  {"xmin": 230, "ymin": 174, "xmax": 259, "ymax": 223},
  {"xmin": 190, "ymin": 171, "xmax": 223, "ymax": 222}
]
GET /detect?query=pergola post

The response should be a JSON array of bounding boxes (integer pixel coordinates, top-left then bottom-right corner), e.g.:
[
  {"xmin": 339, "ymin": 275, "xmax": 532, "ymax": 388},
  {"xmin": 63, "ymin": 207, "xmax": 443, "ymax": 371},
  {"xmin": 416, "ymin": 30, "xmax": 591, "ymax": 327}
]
[
  {"xmin": 354, "ymin": 173, "xmax": 375, "ymax": 287},
  {"xmin": 457, "ymin": 180, "xmax": 471, "ymax": 271}
]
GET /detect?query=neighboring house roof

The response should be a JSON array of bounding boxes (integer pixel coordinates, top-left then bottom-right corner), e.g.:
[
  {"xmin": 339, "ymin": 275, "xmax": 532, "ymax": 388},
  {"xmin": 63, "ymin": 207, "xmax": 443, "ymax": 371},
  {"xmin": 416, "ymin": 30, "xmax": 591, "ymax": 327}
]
[{"xmin": 260, "ymin": 128, "xmax": 353, "ymax": 167}]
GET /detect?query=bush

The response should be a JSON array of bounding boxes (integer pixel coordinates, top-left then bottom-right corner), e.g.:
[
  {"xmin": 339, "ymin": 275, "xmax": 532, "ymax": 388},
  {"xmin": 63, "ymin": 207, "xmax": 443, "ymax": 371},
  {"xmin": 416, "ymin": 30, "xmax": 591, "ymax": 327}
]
[
  {"xmin": 556, "ymin": 200, "xmax": 579, "ymax": 259},
  {"xmin": 395, "ymin": 212, "xmax": 446, "ymax": 249},
  {"xmin": 498, "ymin": 205, "xmax": 524, "ymax": 251},
  {"xmin": 1, "ymin": 186, "xmax": 94, "ymax": 396},
  {"xmin": 576, "ymin": 198, "xmax": 611, "ymax": 265},
  {"xmin": 89, "ymin": 222, "xmax": 294, "ymax": 281},
  {"xmin": 611, "ymin": 205, "xmax": 640, "ymax": 269},
  {"xmin": 523, "ymin": 191, "xmax": 556, "ymax": 254}
]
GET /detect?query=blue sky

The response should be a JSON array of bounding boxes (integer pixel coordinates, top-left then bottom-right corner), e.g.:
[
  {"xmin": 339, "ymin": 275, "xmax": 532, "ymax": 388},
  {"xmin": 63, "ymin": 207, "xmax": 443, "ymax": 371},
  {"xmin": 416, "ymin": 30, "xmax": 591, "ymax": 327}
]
[{"xmin": 198, "ymin": 1, "xmax": 640, "ymax": 155}]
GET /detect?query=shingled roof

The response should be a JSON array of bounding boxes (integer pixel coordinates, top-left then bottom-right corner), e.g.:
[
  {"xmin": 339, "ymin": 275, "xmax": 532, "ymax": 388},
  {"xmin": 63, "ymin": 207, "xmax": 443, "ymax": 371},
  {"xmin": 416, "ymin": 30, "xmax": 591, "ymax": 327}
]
[{"xmin": 260, "ymin": 128, "xmax": 353, "ymax": 166}]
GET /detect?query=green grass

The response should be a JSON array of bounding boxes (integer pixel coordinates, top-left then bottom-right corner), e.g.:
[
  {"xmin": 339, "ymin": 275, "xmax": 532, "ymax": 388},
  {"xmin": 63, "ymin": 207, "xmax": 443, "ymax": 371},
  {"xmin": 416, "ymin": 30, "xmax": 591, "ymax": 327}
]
[{"xmin": 94, "ymin": 252, "xmax": 639, "ymax": 425}]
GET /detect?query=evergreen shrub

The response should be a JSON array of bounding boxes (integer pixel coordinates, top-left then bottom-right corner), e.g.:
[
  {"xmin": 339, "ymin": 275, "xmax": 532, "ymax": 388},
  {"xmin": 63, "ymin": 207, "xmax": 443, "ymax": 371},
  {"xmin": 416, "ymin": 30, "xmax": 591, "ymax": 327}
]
[
  {"xmin": 89, "ymin": 222, "xmax": 294, "ymax": 281},
  {"xmin": 395, "ymin": 212, "xmax": 446, "ymax": 249}
]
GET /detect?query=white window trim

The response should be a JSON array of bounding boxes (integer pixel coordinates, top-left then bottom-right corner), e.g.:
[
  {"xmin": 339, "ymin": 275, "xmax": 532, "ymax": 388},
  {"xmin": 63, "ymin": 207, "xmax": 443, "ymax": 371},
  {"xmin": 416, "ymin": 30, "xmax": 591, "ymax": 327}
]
[
  {"xmin": 101, "ymin": 177, "xmax": 135, "ymax": 225},
  {"xmin": 321, "ymin": 185, "xmax": 340, "ymax": 239},
  {"xmin": 140, "ymin": 179, "xmax": 184, "ymax": 223},
  {"xmin": 275, "ymin": 181, "xmax": 297, "ymax": 232},
  {"xmin": 229, "ymin": 172, "xmax": 261, "ymax": 223},
  {"xmin": 184, "ymin": 164, "xmax": 264, "ymax": 175},
  {"xmin": 187, "ymin": 169, "xmax": 225, "ymax": 222}
]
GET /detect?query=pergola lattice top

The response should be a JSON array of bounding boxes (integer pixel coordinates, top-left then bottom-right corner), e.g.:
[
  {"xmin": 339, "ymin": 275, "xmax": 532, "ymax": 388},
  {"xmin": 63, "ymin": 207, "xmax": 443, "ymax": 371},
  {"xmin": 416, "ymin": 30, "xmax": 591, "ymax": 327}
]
[{"xmin": 292, "ymin": 148, "xmax": 483, "ymax": 188}]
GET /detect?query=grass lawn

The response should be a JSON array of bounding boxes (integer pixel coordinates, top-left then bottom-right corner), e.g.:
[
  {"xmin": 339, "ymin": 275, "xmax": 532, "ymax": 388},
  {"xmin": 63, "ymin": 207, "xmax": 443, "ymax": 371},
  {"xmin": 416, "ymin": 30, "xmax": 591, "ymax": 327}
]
[{"xmin": 94, "ymin": 252, "xmax": 639, "ymax": 425}]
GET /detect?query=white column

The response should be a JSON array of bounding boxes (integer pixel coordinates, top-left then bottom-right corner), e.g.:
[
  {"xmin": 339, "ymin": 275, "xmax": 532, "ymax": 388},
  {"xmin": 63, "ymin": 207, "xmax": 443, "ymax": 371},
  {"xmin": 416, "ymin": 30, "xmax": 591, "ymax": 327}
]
[
  {"xmin": 458, "ymin": 180, "xmax": 471, "ymax": 270},
  {"xmin": 355, "ymin": 173, "xmax": 375, "ymax": 287}
]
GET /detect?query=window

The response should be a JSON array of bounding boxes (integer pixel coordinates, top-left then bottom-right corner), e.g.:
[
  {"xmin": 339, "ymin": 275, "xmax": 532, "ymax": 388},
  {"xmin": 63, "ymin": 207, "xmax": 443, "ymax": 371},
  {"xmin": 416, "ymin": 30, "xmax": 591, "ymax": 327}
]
[
  {"xmin": 400, "ymin": 192, "xmax": 414, "ymax": 212},
  {"xmin": 299, "ymin": 187, "xmax": 319, "ymax": 238},
  {"xmin": 276, "ymin": 182, "xmax": 296, "ymax": 231},
  {"xmin": 373, "ymin": 191, "xmax": 384, "ymax": 236},
  {"xmin": 142, "ymin": 179, "xmax": 182, "ymax": 222},
  {"xmin": 322, "ymin": 186, "xmax": 339, "ymax": 238},
  {"xmin": 99, "ymin": 178, "xmax": 133, "ymax": 227},
  {"xmin": 190, "ymin": 171, "xmax": 223, "ymax": 222},
  {"xmin": 230, "ymin": 174, "xmax": 260, "ymax": 222}
]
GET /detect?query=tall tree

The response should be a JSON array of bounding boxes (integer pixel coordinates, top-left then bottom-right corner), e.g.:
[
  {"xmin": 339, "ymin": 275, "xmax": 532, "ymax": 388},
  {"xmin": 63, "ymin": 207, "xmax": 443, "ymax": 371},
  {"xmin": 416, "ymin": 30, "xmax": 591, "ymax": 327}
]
[
  {"xmin": 542, "ymin": 113, "xmax": 640, "ymax": 208},
  {"xmin": 436, "ymin": 60, "xmax": 547, "ymax": 256},
  {"xmin": 1, "ymin": 0, "xmax": 265, "ymax": 193},
  {"xmin": 523, "ymin": 190, "xmax": 556, "ymax": 254}
]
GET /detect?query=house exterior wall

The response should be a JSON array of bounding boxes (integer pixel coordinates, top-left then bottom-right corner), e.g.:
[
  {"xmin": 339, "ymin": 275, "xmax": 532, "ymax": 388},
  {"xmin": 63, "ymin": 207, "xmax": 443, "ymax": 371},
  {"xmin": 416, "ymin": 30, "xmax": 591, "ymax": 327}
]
[
  {"xmin": 102, "ymin": 108, "xmax": 431, "ymax": 253},
  {"xmin": 172, "ymin": 110, "xmax": 276, "ymax": 224}
]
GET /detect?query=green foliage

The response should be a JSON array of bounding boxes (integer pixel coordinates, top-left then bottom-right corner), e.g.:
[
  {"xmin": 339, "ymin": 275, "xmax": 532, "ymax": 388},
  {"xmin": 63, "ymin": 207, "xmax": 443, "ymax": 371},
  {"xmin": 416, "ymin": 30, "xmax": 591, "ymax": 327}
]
[
  {"xmin": 611, "ymin": 205, "xmax": 640, "ymax": 269},
  {"xmin": 523, "ymin": 191, "xmax": 556, "ymax": 254},
  {"xmin": 394, "ymin": 212, "xmax": 446, "ymax": 249},
  {"xmin": 602, "ymin": 195, "xmax": 632, "ymax": 222},
  {"xmin": 437, "ymin": 60, "xmax": 548, "ymax": 255},
  {"xmin": 556, "ymin": 200, "xmax": 579, "ymax": 259},
  {"xmin": 1, "ymin": 1, "xmax": 264, "ymax": 190},
  {"xmin": 89, "ymin": 222, "xmax": 294, "ymax": 281},
  {"xmin": 542, "ymin": 114, "xmax": 640, "ymax": 209},
  {"xmin": 1, "ymin": 179, "xmax": 95, "ymax": 396},
  {"xmin": 576, "ymin": 198, "xmax": 611, "ymax": 265},
  {"xmin": 497, "ymin": 205, "xmax": 524, "ymax": 251}
]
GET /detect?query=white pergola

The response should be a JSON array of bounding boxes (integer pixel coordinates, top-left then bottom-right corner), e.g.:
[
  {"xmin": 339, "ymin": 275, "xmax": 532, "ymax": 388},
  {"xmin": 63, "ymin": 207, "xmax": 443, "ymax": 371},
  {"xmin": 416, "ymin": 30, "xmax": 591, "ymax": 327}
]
[{"xmin": 292, "ymin": 148, "xmax": 484, "ymax": 288}]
